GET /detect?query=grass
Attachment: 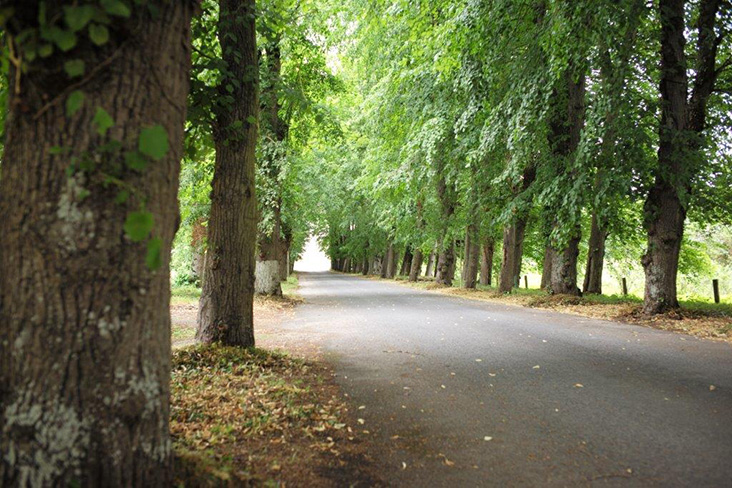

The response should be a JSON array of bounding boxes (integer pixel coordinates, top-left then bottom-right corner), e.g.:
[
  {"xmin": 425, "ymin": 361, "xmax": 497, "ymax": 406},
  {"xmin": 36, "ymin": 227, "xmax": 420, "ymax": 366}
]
[
  {"xmin": 171, "ymin": 284, "xmax": 201, "ymax": 305},
  {"xmin": 372, "ymin": 274, "xmax": 732, "ymax": 342},
  {"xmin": 170, "ymin": 344, "xmax": 379, "ymax": 486}
]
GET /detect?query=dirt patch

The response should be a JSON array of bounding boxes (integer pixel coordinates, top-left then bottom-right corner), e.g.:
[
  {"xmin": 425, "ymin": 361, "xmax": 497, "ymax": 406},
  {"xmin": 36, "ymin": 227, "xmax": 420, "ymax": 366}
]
[
  {"xmin": 172, "ymin": 295, "xmax": 302, "ymax": 348},
  {"xmin": 171, "ymin": 345, "xmax": 383, "ymax": 487}
]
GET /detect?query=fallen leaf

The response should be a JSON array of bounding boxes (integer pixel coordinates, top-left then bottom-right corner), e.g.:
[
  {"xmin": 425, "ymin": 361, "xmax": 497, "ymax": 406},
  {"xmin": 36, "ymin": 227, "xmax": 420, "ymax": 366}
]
[
  {"xmin": 533, "ymin": 365, "xmax": 540, "ymax": 369},
  {"xmin": 574, "ymin": 383, "xmax": 584, "ymax": 388},
  {"xmin": 710, "ymin": 385, "xmax": 717, "ymax": 391},
  {"xmin": 484, "ymin": 436, "xmax": 493, "ymax": 441},
  {"xmin": 357, "ymin": 418, "xmax": 365, "ymax": 425}
]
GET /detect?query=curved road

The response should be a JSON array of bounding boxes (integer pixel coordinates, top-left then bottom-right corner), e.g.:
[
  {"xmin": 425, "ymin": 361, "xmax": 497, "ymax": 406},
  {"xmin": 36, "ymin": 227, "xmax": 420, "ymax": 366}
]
[{"xmin": 282, "ymin": 272, "xmax": 732, "ymax": 486}]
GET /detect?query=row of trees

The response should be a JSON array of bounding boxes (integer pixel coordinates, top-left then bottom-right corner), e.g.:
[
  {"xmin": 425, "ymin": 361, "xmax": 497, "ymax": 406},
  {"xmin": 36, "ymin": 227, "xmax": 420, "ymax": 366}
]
[
  {"xmin": 0, "ymin": 0, "xmax": 337, "ymax": 483},
  {"xmin": 320, "ymin": 0, "xmax": 732, "ymax": 314}
]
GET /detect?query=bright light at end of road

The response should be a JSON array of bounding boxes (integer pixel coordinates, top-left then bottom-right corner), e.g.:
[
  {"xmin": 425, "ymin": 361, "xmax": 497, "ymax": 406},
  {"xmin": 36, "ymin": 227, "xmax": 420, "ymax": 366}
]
[{"xmin": 294, "ymin": 236, "xmax": 330, "ymax": 272}]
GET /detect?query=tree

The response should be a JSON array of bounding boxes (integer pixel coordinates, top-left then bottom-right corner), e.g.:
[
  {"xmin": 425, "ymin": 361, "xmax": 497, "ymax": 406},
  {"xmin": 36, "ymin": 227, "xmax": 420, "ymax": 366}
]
[
  {"xmin": 642, "ymin": 0, "xmax": 729, "ymax": 313},
  {"xmin": 0, "ymin": 1, "xmax": 194, "ymax": 484},
  {"xmin": 196, "ymin": 0, "xmax": 259, "ymax": 346}
]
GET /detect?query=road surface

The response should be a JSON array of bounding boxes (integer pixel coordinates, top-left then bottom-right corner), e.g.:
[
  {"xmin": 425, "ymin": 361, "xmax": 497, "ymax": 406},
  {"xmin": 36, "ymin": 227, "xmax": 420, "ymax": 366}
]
[{"xmin": 282, "ymin": 272, "xmax": 732, "ymax": 486}]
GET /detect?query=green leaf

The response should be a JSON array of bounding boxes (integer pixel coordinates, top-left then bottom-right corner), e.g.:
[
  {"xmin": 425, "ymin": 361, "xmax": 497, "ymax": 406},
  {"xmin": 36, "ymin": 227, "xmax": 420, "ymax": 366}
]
[
  {"xmin": 246, "ymin": 115, "xmax": 257, "ymax": 125},
  {"xmin": 92, "ymin": 107, "xmax": 114, "ymax": 136},
  {"xmin": 38, "ymin": 43, "xmax": 53, "ymax": 58},
  {"xmin": 115, "ymin": 190, "xmax": 130, "ymax": 204},
  {"xmin": 64, "ymin": 5, "xmax": 95, "ymax": 32},
  {"xmin": 124, "ymin": 211, "xmax": 154, "ymax": 242},
  {"xmin": 138, "ymin": 125, "xmax": 169, "ymax": 160},
  {"xmin": 64, "ymin": 59, "xmax": 85, "ymax": 78},
  {"xmin": 65, "ymin": 90, "xmax": 85, "ymax": 117},
  {"xmin": 146, "ymin": 237, "xmax": 163, "ymax": 270},
  {"xmin": 88, "ymin": 23, "xmax": 109, "ymax": 45},
  {"xmin": 52, "ymin": 28, "xmax": 77, "ymax": 52},
  {"xmin": 100, "ymin": 0, "xmax": 131, "ymax": 18},
  {"xmin": 124, "ymin": 150, "xmax": 148, "ymax": 171}
]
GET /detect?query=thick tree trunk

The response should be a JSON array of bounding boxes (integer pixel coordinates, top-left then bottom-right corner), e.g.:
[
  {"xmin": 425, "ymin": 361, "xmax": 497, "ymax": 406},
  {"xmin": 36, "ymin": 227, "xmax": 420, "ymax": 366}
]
[
  {"xmin": 278, "ymin": 235, "xmax": 291, "ymax": 282},
  {"xmin": 409, "ymin": 249, "xmax": 424, "ymax": 282},
  {"xmin": 0, "ymin": 2, "xmax": 193, "ymax": 485},
  {"xmin": 583, "ymin": 213, "xmax": 607, "ymax": 294},
  {"xmin": 425, "ymin": 251, "xmax": 435, "ymax": 277},
  {"xmin": 548, "ymin": 67, "xmax": 586, "ymax": 296},
  {"xmin": 550, "ymin": 231, "xmax": 581, "ymax": 295},
  {"xmin": 362, "ymin": 256, "xmax": 369, "ymax": 275},
  {"xmin": 642, "ymin": 0, "xmax": 720, "ymax": 314},
  {"xmin": 198, "ymin": 0, "xmax": 259, "ymax": 344},
  {"xmin": 463, "ymin": 226, "xmax": 480, "ymax": 289},
  {"xmin": 480, "ymin": 237, "xmax": 495, "ymax": 286},
  {"xmin": 388, "ymin": 246, "xmax": 399, "ymax": 278},
  {"xmin": 540, "ymin": 246, "xmax": 553, "ymax": 290},
  {"xmin": 436, "ymin": 242, "xmax": 456, "ymax": 286},
  {"xmin": 400, "ymin": 247, "xmax": 413, "ymax": 276},
  {"xmin": 499, "ymin": 218, "xmax": 528, "ymax": 293},
  {"xmin": 381, "ymin": 245, "xmax": 393, "ymax": 278}
]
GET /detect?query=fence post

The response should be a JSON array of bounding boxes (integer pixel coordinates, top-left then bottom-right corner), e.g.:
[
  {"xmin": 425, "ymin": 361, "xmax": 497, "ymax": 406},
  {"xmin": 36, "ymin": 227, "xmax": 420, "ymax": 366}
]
[
  {"xmin": 524, "ymin": 275, "xmax": 528, "ymax": 289},
  {"xmin": 713, "ymin": 279, "xmax": 720, "ymax": 304},
  {"xmin": 622, "ymin": 278, "xmax": 628, "ymax": 297}
]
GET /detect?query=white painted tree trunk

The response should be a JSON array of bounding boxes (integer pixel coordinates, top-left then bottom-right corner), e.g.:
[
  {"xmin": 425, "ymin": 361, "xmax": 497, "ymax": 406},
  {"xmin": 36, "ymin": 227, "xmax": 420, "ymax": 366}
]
[{"xmin": 255, "ymin": 260, "xmax": 282, "ymax": 295}]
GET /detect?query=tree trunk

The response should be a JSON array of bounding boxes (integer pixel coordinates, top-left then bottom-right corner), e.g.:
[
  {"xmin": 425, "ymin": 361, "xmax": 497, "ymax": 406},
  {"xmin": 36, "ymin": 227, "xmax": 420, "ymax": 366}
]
[
  {"xmin": 0, "ymin": 3, "xmax": 193, "ymax": 485},
  {"xmin": 386, "ymin": 245, "xmax": 398, "ymax": 279},
  {"xmin": 540, "ymin": 246, "xmax": 553, "ymax": 290},
  {"xmin": 463, "ymin": 226, "xmax": 480, "ymax": 289},
  {"xmin": 499, "ymin": 218, "xmax": 528, "ymax": 293},
  {"xmin": 583, "ymin": 213, "xmax": 607, "ymax": 294},
  {"xmin": 278, "ymin": 235, "xmax": 291, "ymax": 282},
  {"xmin": 480, "ymin": 237, "xmax": 495, "ymax": 286},
  {"xmin": 642, "ymin": 0, "xmax": 721, "ymax": 314},
  {"xmin": 548, "ymin": 67, "xmax": 586, "ymax": 296},
  {"xmin": 409, "ymin": 249, "xmax": 424, "ymax": 282},
  {"xmin": 198, "ymin": 0, "xmax": 259, "ymax": 343},
  {"xmin": 436, "ymin": 242, "xmax": 456, "ymax": 286},
  {"xmin": 400, "ymin": 247, "xmax": 413, "ymax": 276},
  {"xmin": 425, "ymin": 251, "xmax": 435, "ymax": 277},
  {"xmin": 550, "ymin": 231, "xmax": 581, "ymax": 295},
  {"xmin": 381, "ymin": 245, "xmax": 392, "ymax": 278}
]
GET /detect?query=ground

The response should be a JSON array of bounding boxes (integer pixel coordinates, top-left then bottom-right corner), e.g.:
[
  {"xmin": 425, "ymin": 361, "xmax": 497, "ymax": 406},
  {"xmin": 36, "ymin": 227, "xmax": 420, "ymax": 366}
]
[
  {"xmin": 379, "ymin": 275, "xmax": 732, "ymax": 343},
  {"xmin": 171, "ymin": 272, "xmax": 732, "ymax": 486},
  {"xmin": 170, "ymin": 276, "xmax": 383, "ymax": 487}
]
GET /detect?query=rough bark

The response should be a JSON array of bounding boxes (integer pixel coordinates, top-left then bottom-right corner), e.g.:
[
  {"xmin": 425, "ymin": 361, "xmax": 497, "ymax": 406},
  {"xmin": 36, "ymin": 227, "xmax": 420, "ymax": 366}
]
[
  {"xmin": 436, "ymin": 242, "xmax": 456, "ymax": 286},
  {"xmin": 550, "ymin": 232, "xmax": 581, "ymax": 295},
  {"xmin": 362, "ymin": 256, "xmax": 369, "ymax": 275},
  {"xmin": 409, "ymin": 249, "xmax": 424, "ymax": 282},
  {"xmin": 425, "ymin": 251, "xmax": 435, "ymax": 278},
  {"xmin": 498, "ymin": 164, "xmax": 535, "ymax": 293},
  {"xmin": 540, "ymin": 246, "xmax": 553, "ymax": 290},
  {"xmin": 255, "ymin": 260, "xmax": 281, "ymax": 295},
  {"xmin": 548, "ymin": 67, "xmax": 586, "ymax": 296},
  {"xmin": 499, "ymin": 220, "xmax": 527, "ymax": 293},
  {"xmin": 583, "ymin": 213, "xmax": 608, "ymax": 294},
  {"xmin": 0, "ymin": 2, "xmax": 194, "ymax": 485},
  {"xmin": 197, "ymin": 0, "xmax": 258, "ymax": 345},
  {"xmin": 642, "ymin": 0, "xmax": 721, "ymax": 314},
  {"xmin": 386, "ymin": 245, "xmax": 399, "ymax": 279},
  {"xmin": 255, "ymin": 33, "xmax": 288, "ymax": 292},
  {"xmin": 480, "ymin": 238, "xmax": 495, "ymax": 287},
  {"xmin": 400, "ymin": 247, "xmax": 413, "ymax": 276},
  {"xmin": 463, "ymin": 226, "xmax": 480, "ymax": 289}
]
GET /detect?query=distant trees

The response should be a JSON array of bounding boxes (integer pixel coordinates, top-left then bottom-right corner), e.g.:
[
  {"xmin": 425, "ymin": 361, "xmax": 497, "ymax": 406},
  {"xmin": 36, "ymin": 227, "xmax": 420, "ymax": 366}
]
[
  {"xmin": 0, "ymin": 1, "xmax": 194, "ymax": 484},
  {"xmin": 318, "ymin": 0, "xmax": 732, "ymax": 314}
]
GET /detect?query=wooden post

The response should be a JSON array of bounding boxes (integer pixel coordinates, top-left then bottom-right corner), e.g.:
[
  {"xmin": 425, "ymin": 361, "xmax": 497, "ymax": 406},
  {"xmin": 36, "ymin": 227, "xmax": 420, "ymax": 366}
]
[
  {"xmin": 622, "ymin": 278, "xmax": 628, "ymax": 297},
  {"xmin": 524, "ymin": 275, "xmax": 528, "ymax": 289},
  {"xmin": 713, "ymin": 279, "xmax": 720, "ymax": 304}
]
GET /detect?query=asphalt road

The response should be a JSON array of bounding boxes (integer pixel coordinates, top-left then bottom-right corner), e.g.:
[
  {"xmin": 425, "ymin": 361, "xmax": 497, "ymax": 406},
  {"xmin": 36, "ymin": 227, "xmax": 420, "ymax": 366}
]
[{"xmin": 283, "ymin": 272, "xmax": 732, "ymax": 487}]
